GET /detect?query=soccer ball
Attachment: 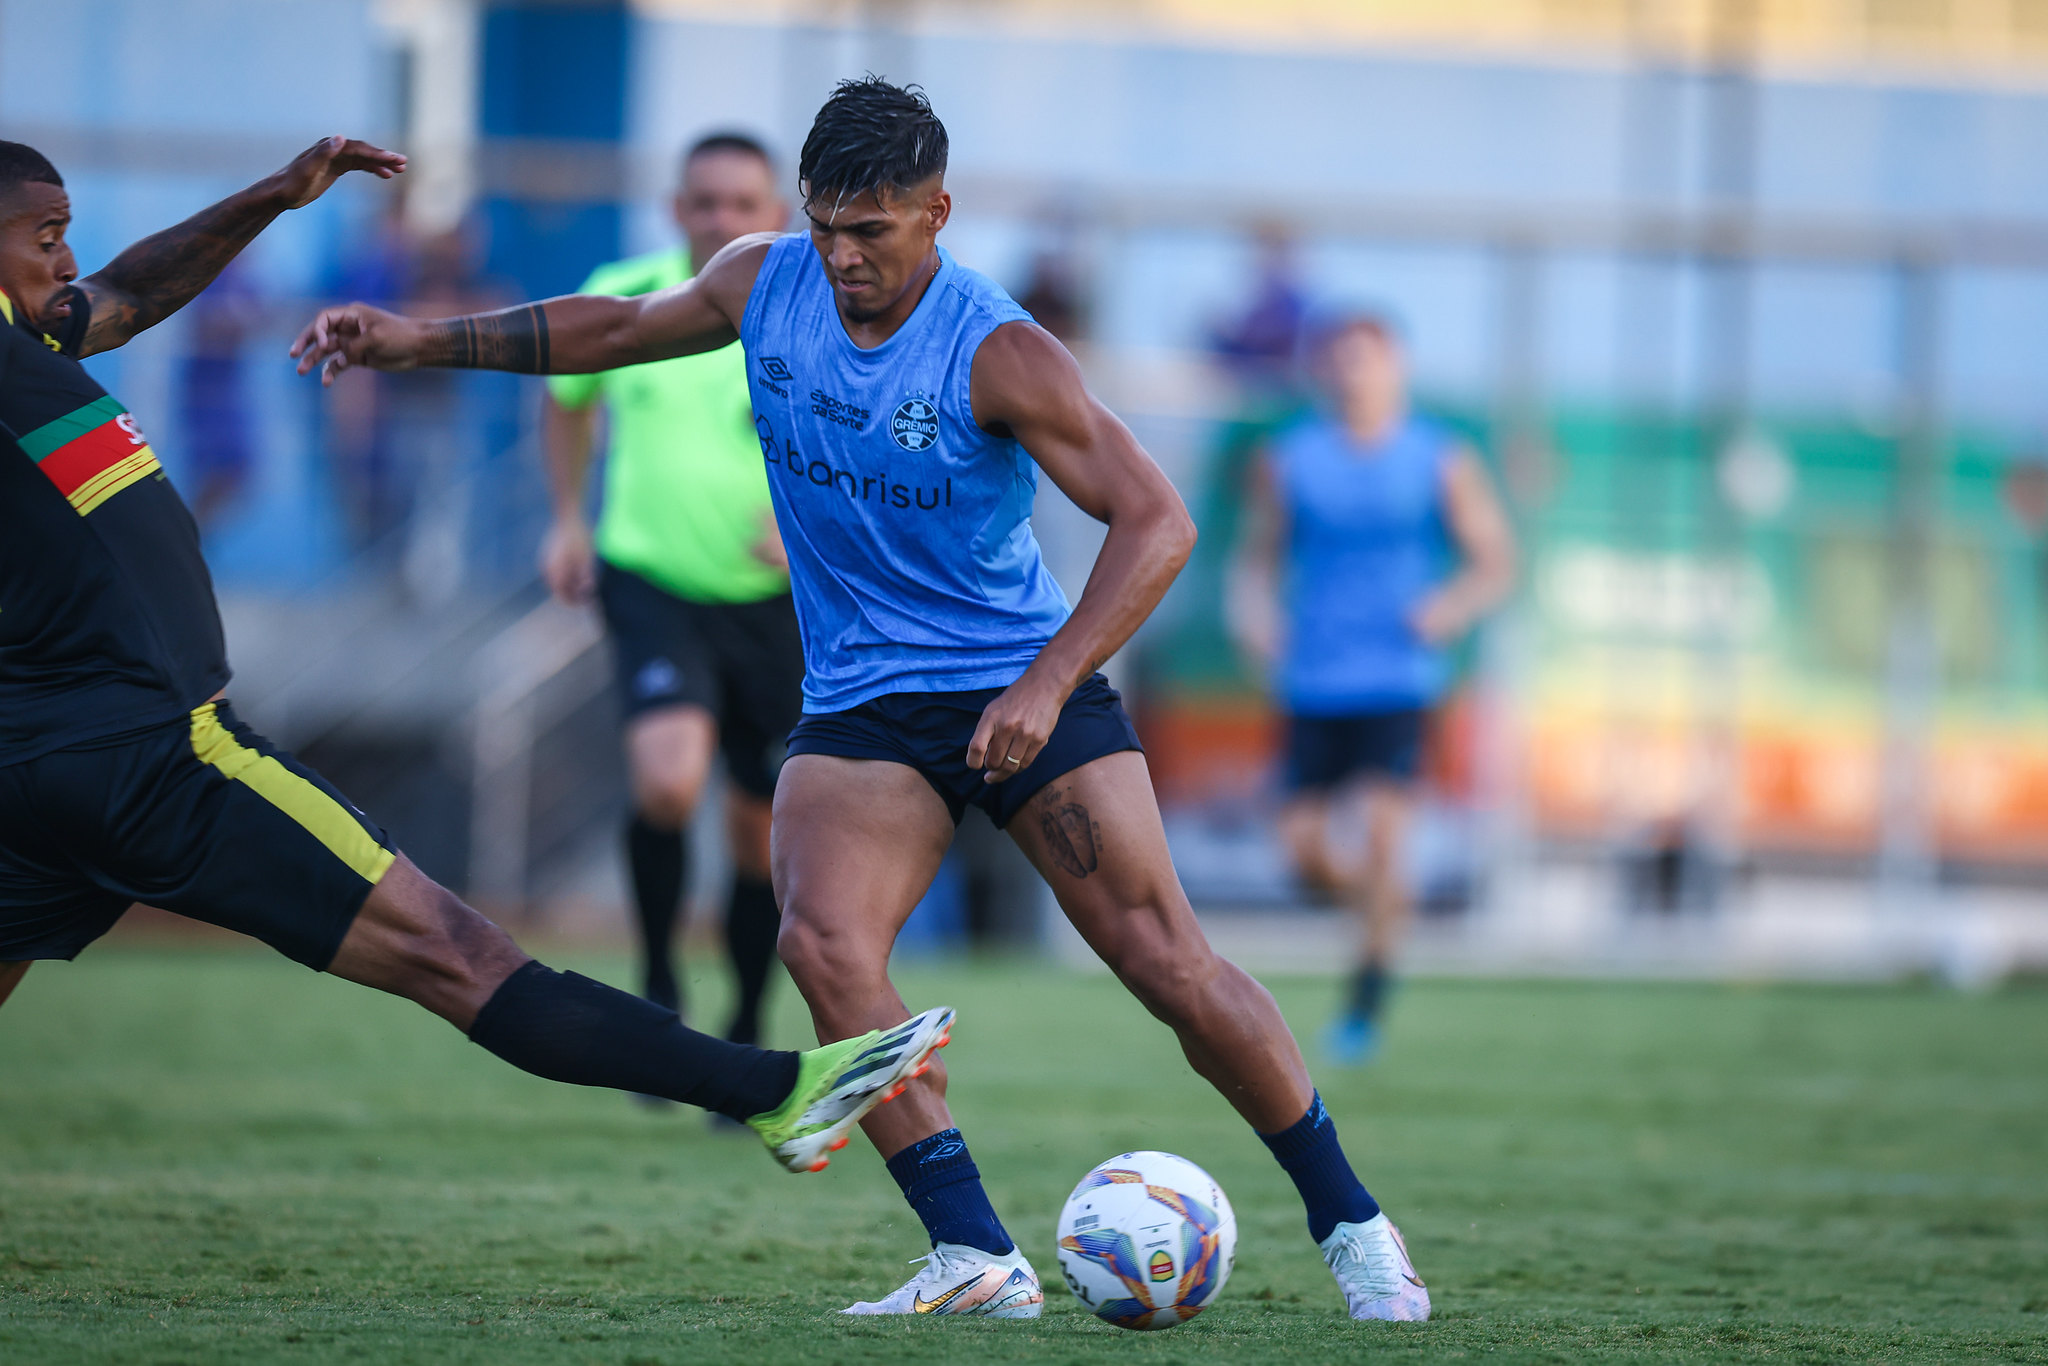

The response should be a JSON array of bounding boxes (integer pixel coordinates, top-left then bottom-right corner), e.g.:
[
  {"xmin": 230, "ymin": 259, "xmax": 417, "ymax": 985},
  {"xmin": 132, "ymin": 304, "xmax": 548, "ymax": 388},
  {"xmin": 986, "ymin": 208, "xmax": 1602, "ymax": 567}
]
[{"xmin": 1055, "ymin": 1150, "xmax": 1236, "ymax": 1330}]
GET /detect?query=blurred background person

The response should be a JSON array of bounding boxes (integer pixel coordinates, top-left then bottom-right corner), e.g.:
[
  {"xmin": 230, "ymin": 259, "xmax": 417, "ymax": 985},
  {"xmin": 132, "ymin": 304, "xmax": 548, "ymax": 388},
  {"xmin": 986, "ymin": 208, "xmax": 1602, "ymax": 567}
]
[
  {"xmin": 1209, "ymin": 223, "xmax": 1309, "ymax": 400},
  {"xmin": 390, "ymin": 218, "xmax": 510, "ymax": 602},
  {"xmin": 173, "ymin": 255, "xmax": 261, "ymax": 530},
  {"xmin": 1233, "ymin": 310, "xmax": 1515, "ymax": 1063},
  {"xmin": 538, "ymin": 132, "xmax": 795, "ymax": 1076},
  {"xmin": 322, "ymin": 196, "xmax": 421, "ymax": 554},
  {"xmin": 1014, "ymin": 244, "xmax": 1087, "ymax": 345}
]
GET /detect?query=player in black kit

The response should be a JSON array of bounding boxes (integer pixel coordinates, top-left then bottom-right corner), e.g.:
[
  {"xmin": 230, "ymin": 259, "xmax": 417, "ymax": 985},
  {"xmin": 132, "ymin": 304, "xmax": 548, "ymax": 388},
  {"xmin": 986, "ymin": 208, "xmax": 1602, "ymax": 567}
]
[{"xmin": 0, "ymin": 137, "xmax": 949, "ymax": 1177}]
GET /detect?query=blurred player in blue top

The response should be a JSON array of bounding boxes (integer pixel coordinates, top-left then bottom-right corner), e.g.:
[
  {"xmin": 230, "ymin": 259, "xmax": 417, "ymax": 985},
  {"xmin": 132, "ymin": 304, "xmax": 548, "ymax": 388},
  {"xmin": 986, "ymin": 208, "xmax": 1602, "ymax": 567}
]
[
  {"xmin": 294, "ymin": 77, "xmax": 1437, "ymax": 1329},
  {"xmin": 1235, "ymin": 310, "xmax": 1515, "ymax": 1064}
]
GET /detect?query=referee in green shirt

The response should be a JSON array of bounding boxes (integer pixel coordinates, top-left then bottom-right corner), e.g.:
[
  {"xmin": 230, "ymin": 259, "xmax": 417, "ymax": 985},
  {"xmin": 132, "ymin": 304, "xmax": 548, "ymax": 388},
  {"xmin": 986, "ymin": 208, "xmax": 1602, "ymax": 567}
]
[{"xmin": 539, "ymin": 132, "xmax": 797, "ymax": 1063}]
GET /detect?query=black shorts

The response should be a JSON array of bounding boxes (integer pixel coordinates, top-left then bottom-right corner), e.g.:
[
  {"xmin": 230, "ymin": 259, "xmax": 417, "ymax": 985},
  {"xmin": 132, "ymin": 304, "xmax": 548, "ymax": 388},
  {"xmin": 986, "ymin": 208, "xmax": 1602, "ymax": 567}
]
[
  {"xmin": 0, "ymin": 701, "xmax": 395, "ymax": 968},
  {"xmin": 785, "ymin": 673, "xmax": 1143, "ymax": 828},
  {"xmin": 1284, "ymin": 707, "xmax": 1429, "ymax": 794},
  {"xmin": 596, "ymin": 561, "xmax": 805, "ymax": 799}
]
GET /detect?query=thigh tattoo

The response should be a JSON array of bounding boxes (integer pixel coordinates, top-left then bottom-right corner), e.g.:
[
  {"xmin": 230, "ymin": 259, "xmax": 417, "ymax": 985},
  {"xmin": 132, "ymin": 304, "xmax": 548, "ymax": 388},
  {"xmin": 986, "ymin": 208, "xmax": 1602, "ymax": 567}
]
[{"xmin": 1035, "ymin": 786, "xmax": 1100, "ymax": 879}]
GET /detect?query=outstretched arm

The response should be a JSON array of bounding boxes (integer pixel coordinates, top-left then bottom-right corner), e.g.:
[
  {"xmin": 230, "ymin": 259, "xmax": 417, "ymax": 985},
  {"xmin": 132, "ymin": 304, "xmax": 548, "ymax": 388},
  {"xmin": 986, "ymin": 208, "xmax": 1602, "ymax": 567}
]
[
  {"xmin": 538, "ymin": 395, "xmax": 602, "ymax": 604},
  {"xmin": 75, "ymin": 136, "xmax": 404, "ymax": 358},
  {"xmin": 1226, "ymin": 450, "xmax": 1286, "ymax": 669},
  {"xmin": 1412, "ymin": 445, "xmax": 1516, "ymax": 643},
  {"xmin": 963, "ymin": 321, "xmax": 1197, "ymax": 782},
  {"xmin": 290, "ymin": 233, "xmax": 773, "ymax": 384}
]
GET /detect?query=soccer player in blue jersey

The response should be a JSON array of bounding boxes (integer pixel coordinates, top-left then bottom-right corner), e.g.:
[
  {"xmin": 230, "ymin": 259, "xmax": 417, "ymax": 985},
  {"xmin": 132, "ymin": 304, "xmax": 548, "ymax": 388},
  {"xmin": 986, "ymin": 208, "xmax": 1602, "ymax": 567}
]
[
  {"xmin": 292, "ymin": 78, "xmax": 1430, "ymax": 1325},
  {"xmin": 1235, "ymin": 310, "xmax": 1516, "ymax": 1065}
]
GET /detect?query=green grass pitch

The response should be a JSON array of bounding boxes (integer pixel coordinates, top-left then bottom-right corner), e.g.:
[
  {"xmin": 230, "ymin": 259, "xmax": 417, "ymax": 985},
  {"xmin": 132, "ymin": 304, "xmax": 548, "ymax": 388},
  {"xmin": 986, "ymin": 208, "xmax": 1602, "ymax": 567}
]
[{"xmin": 2, "ymin": 946, "xmax": 2045, "ymax": 1364}]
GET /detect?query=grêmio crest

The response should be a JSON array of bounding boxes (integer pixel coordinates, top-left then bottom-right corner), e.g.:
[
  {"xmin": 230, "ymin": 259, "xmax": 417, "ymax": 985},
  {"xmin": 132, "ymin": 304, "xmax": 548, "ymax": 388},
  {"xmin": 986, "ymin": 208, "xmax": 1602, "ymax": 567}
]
[{"xmin": 891, "ymin": 396, "xmax": 940, "ymax": 452}]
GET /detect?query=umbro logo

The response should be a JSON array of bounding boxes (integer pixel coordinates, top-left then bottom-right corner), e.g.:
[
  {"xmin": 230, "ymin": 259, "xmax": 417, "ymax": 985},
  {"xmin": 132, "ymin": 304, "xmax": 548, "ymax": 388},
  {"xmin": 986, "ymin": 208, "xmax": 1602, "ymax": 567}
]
[{"xmin": 759, "ymin": 356, "xmax": 792, "ymax": 382}]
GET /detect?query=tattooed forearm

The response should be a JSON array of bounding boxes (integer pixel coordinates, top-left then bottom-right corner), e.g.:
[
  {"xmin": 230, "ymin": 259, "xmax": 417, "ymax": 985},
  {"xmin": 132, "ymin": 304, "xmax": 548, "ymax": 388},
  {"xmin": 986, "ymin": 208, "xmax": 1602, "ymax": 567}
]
[
  {"xmin": 80, "ymin": 189, "xmax": 282, "ymax": 354},
  {"xmin": 417, "ymin": 304, "xmax": 553, "ymax": 373},
  {"xmin": 1037, "ymin": 790, "xmax": 1100, "ymax": 880}
]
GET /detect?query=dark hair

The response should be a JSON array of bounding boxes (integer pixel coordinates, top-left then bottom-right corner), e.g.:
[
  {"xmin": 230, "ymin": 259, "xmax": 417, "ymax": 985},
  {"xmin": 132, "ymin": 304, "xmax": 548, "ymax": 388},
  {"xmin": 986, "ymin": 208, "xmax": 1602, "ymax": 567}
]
[
  {"xmin": 0, "ymin": 141, "xmax": 63, "ymax": 201},
  {"xmin": 798, "ymin": 77, "xmax": 947, "ymax": 209},
  {"xmin": 684, "ymin": 130, "xmax": 773, "ymax": 171},
  {"xmin": 1303, "ymin": 305, "xmax": 1405, "ymax": 355}
]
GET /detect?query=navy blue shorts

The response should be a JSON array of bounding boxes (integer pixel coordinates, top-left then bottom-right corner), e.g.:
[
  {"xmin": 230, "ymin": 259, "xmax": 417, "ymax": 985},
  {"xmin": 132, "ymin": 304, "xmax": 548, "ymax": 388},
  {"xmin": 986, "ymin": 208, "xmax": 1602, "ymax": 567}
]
[
  {"xmin": 1284, "ymin": 707, "xmax": 1429, "ymax": 794},
  {"xmin": 785, "ymin": 673, "xmax": 1143, "ymax": 828},
  {"xmin": 596, "ymin": 561, "xmax": 804, "ymax": 798},
  {"xmin": 0, "ymin": 701, "xmax": 395, "ymax": 967}
]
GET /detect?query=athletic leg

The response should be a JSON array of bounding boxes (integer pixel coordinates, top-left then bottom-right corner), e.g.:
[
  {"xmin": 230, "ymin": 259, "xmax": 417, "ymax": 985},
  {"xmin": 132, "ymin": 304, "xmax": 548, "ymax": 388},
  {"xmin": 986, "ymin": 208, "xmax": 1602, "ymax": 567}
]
[
  {"xmin": 712, "ymin": 590, "xmax": 805, "ymax": 1047},
  {"xmin": 722, "ymin": 791, "xmax": 779, "ymax": 1045},
  {"xmin": 327, "ymin": 853, "xmax": 793, "ymax": 1116},
  {"xmin": 774, "ymin": 755, "xmax": 1032, "ymax": 1300},
  {"xmin": 1009, "ymin": 751, "xmax": 1313, "ymax": 1132},
  {"xmin": 771, "ymin": 754, "xmax": 956, "ymax": 1152},
  {"xmin": 1007, "ymin": 750, "xmax": 1424, "ymax": 1319},
  {"xmin": 1340, "ymin": 783, "xmax": 1414, "ymax": 1036},
  {"xmin": 623, "ymin": 704, "xmax": 716, "ymax": 1012},
  {"xmin": 326, "ymin": 853, "xmax": 949, "ymax": 1165},
  {"xmin": 1279, "ymin": 794, "xmax": 1343, "ymax": 895}
]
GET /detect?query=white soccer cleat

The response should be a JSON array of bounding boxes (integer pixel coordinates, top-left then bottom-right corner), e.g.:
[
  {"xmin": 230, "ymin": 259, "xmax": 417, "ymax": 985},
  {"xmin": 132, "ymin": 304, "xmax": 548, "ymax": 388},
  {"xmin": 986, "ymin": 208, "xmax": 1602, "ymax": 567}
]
[
  {"xmin": 1320, "ymin": 1212, "xmax": 1430, "ymax": 1322},
  {"xmin": 841, "ymin": 1241, "xmax": 1045, "ymax": 1319}
]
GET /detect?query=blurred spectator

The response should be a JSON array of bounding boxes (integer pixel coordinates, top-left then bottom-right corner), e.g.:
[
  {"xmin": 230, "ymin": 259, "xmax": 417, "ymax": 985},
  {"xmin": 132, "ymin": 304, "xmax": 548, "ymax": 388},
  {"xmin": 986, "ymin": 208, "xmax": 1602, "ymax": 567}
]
[
  {"xmin": 323, "ymin": 198, "xmax": 420, "ymax": 553},
  {"xmin": 1210, "ymin": 223, "xmax": 1308, "ymax": 393},
  {"xmin": 390, "ymin": 220, "xmax": 511, "ymax": 601},
  {"xmin": 1015, "ymin": 246, "xmax": 1087, "ymax": 343},
  {"xmin": 175, "ymin": 256, "xmax": 260, "ymax": 528},
  {"xmin": 1231, "ymin": 309, "xmax": 1515, "ymax": 1064},
  {"xmin": 320, "ymin": 203, "xmax": 508, "ymax": 589},
  {"xmin": 1621, "ymin": 816, "xmax": 1726, "ymax": 916}
]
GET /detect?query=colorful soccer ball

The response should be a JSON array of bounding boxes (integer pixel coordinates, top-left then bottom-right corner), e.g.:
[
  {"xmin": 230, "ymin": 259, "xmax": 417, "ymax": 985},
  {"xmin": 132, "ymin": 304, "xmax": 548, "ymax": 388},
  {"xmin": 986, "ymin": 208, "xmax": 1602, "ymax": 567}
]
[{"xmin": 1055, "ymin": 1150, "xmax": 1236, "ymax": 1330}]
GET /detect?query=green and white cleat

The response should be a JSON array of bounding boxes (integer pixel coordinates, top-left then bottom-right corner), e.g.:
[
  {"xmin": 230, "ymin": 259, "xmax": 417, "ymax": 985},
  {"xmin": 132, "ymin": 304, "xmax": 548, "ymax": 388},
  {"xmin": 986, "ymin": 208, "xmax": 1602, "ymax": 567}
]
[{"xmin": 748, "ymin": 1006, "xmax": 955, "ymax": 1173}]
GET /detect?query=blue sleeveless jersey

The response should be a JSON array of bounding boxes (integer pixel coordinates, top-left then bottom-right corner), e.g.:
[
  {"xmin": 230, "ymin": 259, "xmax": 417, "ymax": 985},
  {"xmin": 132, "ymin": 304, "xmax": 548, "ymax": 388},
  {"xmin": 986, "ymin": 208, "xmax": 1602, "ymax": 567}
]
[
  {"xmin": 1274, "ymin": 413, "xmax": 1455, "ymax": 713},
  {"xmin": 740, "ymin": 237, "xmax": 1071, "ymax": 711}
]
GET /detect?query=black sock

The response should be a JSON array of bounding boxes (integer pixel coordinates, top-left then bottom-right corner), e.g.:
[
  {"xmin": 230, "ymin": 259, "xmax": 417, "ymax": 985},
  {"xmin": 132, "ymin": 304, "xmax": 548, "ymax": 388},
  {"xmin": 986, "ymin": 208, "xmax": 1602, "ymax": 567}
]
[
  {"xmin": 468, "ymin": 960, "xmax": 798, "ymax": 1120},
  {"xmin": 1347, "ymin": 960, "xmax": 1390, "ymax": 1022},
  {"xmin": 626, "ymin": 816, "xmax": 687, "ymax": 1012},
  {"xmin": 884, "ymin": 1128, "xmax": 1015, "ymax": 1255},
  {"xmin": 1258, "ymin": 1092, "xmax": 1381, "ymax": 1243},
  {"xmin": 724, "ymin": 876, "xmax": 780, "ymax": 1046}
]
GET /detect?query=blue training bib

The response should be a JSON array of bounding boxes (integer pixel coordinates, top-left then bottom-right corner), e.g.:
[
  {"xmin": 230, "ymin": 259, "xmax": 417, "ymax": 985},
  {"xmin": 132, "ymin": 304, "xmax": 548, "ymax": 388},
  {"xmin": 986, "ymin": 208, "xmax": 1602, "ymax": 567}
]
[
  {"xmin": 1275, "ymin": 413, "xmax": 1454, "ymax": 713},
  {"xmin": 740, "ymin": 237, "xmax": 1071, "ymax": 712}
]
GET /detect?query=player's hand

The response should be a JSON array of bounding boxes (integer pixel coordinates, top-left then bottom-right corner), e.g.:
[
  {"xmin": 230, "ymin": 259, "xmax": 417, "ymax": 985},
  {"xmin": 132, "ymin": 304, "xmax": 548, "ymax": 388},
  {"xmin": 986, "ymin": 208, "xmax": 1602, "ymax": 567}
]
[
  {"xmin": 750, "ymin": 511, "xmax": 789, "ymax": 572},
  {"xmin": 1410, "ymin": 593, "xmax": 1463, "ymax": 645},
  {"xmin": 967, "ymin": 671, "xmax": 1069, "ymax": 784},
  {"xmin": 267, "ymin": 136, "xmax": 406, "ymax": 211},
  {"xmin": 290, "ymin": 303, "xmax": 421, "ymax": 385},
  {"xmin": 1224, "ymin": 576, "xmax": 1281, "ymax": 667},
  {"xmin": 540, "ymin": 518, "xmax": 598, "ymax": 604}
]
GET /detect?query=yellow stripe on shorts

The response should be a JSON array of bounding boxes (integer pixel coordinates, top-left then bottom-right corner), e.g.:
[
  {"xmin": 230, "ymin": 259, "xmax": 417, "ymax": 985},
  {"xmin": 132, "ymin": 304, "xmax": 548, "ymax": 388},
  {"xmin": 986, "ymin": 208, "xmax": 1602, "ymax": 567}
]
[{"xmin": 188, "ymin": 702, "xmax": 396, "ymax": 886}]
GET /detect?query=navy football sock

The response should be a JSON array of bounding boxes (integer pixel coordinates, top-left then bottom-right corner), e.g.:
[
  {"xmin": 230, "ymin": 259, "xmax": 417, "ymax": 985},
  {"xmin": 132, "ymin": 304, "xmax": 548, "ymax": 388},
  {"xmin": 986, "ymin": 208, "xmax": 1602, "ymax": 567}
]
[
  {"xmin": 1258, "ymin": 1092, "xmax": 1381, "ymax": 1243},
  {"xmin": 885, "ymin": 1128, "xmax": 1015, "ymax": 1255},
  {"xmin": 723, "ymin": 876, "xmax": 780, "ymax": 1046},
  {"xmin": 625, "ymin": 816, "xmax": 686, "ymax": 1012},
  {"xmin": 468, "ymin": 960, "xmax": 797, "ymax": 1121},
  {"xmin": 1346, "ymin": 960, "xmax": 1390, "ymax": 1022}
]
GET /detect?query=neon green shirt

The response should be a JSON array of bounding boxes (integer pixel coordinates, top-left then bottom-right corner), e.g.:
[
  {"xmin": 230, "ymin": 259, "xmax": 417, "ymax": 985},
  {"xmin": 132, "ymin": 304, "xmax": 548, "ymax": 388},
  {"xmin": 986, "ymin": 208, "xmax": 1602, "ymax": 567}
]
[{"xmin": 548, "ymin": 249, "xmax": 786, "ymax": 604}]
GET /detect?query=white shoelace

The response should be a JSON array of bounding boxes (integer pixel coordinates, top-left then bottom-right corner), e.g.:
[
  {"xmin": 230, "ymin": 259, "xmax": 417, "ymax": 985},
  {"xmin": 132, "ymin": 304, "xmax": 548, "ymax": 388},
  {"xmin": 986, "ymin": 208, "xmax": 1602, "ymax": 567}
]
[{"xmin": 1327, "ymin": 1228, "xmax": 1394, "ymax": 1293}]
